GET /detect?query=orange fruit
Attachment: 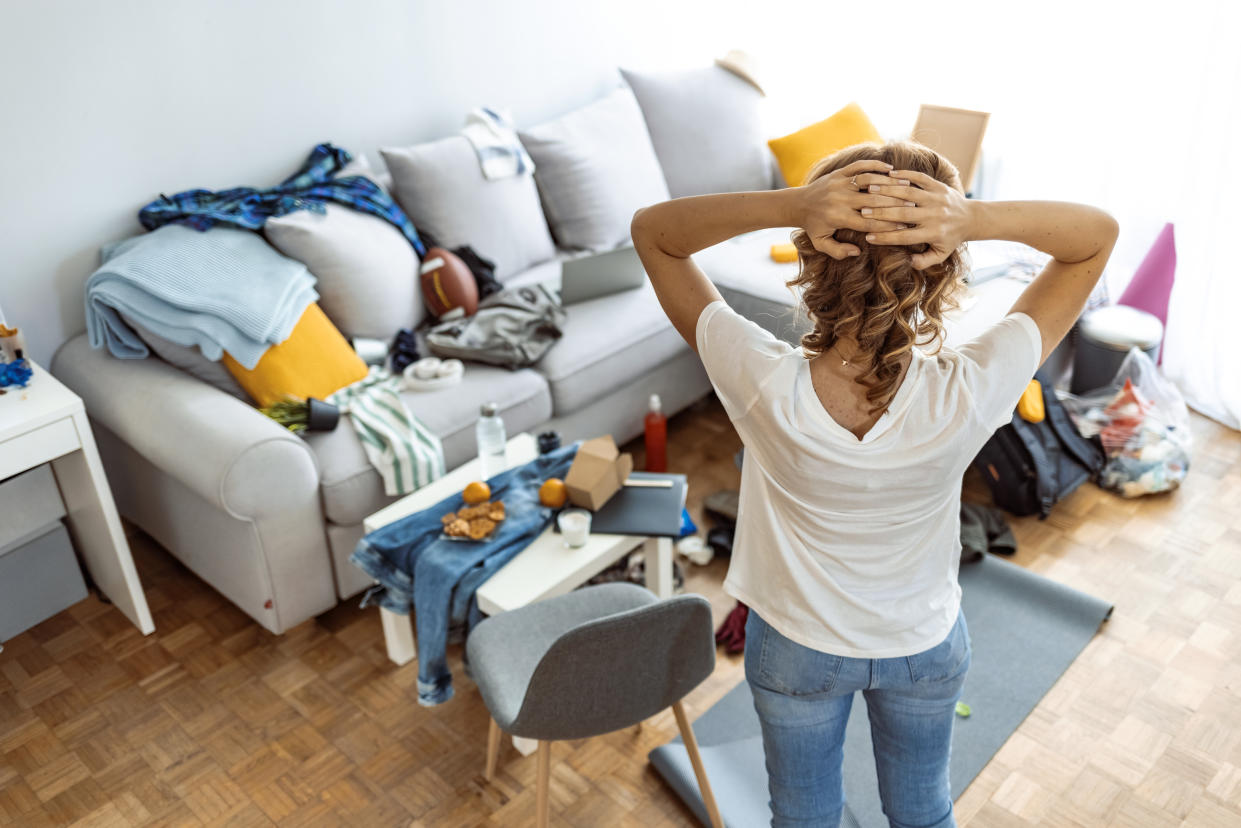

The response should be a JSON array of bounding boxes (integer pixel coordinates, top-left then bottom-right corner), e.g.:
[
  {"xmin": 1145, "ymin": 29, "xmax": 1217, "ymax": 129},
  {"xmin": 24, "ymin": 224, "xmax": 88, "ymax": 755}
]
[
  {"xmin": 463, "ymin": 481, "xmax": 491, "ymax": 505},
  {"xmin": 539, "ymin": 478, "xmax": 568, "ymax": 508}
]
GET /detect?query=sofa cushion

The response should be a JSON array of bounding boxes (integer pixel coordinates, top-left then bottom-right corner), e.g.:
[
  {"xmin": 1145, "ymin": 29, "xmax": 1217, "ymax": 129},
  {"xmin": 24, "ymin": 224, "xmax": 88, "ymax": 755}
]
[
  {"xmin": 620, "ymin": 65, "xmax": 772, "ymax": 199},
  {"xmin": 518, "ymin": 87, "xmax": 669, "ymax": 252},
  {"xmin": 767, "ymin": 102, "xmax": 882, "ymax": 188},
  {"xmin": 693, "ymin": 227, "xmax": 810, "ymax": 346},
  {"xmin": 120, "ymin": 312, "xmax": 248, "ymax": 400},
  {"xmin": 534, "ymin": 281, "xmax": 688, "ymax": 414},
  {"xmin": 308, "ymin": 365, "xmax": 552, "ymax": 526},
  {"xmin": 264, "ymin": 159, "xmax": 423, "ymax": 340},
  {"xmin": 222, "ymin": 303, "xmax": 368, "ymax": 408},
  {"xmin": 381, "ymin": 136, "xmax": 556, "ymax": 281}
]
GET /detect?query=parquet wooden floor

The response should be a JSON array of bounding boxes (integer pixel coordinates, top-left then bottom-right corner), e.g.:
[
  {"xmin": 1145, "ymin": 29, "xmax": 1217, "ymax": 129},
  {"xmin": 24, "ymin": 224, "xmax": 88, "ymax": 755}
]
[{"xmin": 2, "ymin": 395, "xmax": 1240, "ymax": 827}]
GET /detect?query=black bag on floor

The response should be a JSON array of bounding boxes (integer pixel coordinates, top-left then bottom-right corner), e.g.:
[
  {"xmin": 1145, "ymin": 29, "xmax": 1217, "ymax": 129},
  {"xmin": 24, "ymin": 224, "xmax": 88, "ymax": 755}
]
[{"xmin": 973, "ymin": 372, "xmax": 1105, "ymax": 519}]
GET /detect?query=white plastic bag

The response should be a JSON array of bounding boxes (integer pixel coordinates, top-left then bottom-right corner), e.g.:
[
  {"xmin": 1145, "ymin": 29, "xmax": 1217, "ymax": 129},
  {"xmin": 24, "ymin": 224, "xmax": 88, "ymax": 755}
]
[{"xmin": 1059, "ymin": 348, "xmax": 1191, "ymax": 497}]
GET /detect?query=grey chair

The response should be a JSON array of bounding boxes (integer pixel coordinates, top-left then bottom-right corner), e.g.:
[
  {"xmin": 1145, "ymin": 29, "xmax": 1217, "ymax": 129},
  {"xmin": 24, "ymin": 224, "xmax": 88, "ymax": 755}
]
[{"xmin": 467, "ymin": 582, "xmax": 723, "ymax": 828}]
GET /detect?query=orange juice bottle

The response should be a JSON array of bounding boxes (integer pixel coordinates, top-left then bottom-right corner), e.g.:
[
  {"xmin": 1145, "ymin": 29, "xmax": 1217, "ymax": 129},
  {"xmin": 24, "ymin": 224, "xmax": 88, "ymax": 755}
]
[{"xmin": 644, "ymin": 394, "xmax": 667, "ymax": 472}]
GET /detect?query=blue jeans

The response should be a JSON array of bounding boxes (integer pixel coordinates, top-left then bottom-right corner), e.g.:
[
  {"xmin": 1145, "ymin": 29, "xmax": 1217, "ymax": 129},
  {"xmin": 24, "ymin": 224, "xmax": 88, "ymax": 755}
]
[
  {"xmin": 745, "ymin": 608, "xmax": 971, "ymax": 828},
  {"xmin": 351, "ymin": 442, "xmax": 579, "ymax": 706}
]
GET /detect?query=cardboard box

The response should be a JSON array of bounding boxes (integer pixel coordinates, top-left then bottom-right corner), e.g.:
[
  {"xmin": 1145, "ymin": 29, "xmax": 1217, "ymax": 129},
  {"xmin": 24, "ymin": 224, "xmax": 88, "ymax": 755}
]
[{"xmin": 565, "ymin": 435, "xmax": 634, "ymax": 511}]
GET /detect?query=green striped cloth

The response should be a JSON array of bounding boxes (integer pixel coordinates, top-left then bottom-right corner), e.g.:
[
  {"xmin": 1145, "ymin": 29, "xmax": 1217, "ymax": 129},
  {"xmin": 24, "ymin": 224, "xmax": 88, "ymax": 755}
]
[{"xmin": 330, "ymin": 369, "xmax": 445, "ymax": 496}]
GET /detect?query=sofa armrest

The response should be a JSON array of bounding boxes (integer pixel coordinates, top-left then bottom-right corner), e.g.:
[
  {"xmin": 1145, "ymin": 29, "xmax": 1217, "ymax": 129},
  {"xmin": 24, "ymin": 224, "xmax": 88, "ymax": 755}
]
[{"xmin": 51, "ymin": 334, "xmax": 320, "ymax": 520}]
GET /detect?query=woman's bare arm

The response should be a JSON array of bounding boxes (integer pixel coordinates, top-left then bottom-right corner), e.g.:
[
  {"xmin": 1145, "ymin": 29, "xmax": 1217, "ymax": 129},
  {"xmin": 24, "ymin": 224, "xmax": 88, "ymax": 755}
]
[
  {"xmin": 969, "ymin": 201, "xmax": 1118, "ymax": 363},
  {"xmin": 631, "ymin": 160, "xmax": 910, "ymax": 351},
  {"xmin": 865, "ymin": 171, "xmax": 1119, "ymax": 364}
]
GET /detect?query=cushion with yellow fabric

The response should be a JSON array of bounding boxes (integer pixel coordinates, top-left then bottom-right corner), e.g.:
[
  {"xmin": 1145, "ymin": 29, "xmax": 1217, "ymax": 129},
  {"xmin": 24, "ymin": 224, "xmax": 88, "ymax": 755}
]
[
  {"xmin": 224, "ymin": 303, "xmax": 367, "ymax": 408},
  {"xmin": 767, "ymin": 102, "xmax": 882, "ymax": 187}
]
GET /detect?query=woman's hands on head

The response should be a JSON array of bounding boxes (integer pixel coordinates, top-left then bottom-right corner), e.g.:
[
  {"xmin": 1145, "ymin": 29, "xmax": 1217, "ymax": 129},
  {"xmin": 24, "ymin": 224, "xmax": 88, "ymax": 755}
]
[
  {"xmin": 861, "ymin": 170, "xmax": 976, "ymax": 270},
  {"xmin": 794, "ymin": 160, "xmax": 920, "ymax": 260}
]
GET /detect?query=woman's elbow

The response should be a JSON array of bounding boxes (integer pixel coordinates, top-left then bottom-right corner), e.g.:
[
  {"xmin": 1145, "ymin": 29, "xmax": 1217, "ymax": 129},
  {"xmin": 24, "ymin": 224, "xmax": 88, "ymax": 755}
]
[
  {"xmin": 1092, "ymin": 210, "xmax": 1120, "ymax": 262},
  {"xmin": 1092, "ymin": 208, "xmax": 1120, "ymax": 246},
  {"xmin": 631, "ymin": 206, "xmax": 652, "ymax": 242}
]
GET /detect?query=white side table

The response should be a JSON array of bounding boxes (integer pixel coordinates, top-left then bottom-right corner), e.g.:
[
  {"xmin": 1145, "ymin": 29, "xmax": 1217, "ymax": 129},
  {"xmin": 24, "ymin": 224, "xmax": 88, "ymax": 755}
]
[{"xmin": 0, "ymin": 362, "xmax": 154, "ymax": 634}]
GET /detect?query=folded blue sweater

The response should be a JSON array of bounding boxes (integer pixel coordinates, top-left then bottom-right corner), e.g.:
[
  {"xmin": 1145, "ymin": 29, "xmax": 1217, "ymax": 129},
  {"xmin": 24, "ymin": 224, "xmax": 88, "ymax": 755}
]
[{"xmin": 85, "ymin": 225, "xmax": 317, "ymax": 369}]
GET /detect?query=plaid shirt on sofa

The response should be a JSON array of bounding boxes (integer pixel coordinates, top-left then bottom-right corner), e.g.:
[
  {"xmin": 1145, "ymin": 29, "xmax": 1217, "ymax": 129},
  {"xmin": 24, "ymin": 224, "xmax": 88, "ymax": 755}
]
[{"xmin": 138, "ymin": 143, "xmax": 427, "ymax": 257}]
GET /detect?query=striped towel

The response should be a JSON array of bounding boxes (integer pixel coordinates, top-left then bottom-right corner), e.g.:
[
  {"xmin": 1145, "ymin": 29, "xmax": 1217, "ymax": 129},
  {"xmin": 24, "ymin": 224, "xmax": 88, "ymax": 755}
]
[
  {"xmin": 330, "ymin": 369, "xmax": 445, "ymax": 496},
  {"xmin": 462, "ymin": 107, "xmax": 534, "ymax": 180}
]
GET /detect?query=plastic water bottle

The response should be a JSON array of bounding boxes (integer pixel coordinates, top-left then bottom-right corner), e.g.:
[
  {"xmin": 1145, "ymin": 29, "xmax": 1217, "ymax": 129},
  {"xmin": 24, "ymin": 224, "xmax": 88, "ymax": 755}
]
[{"xmin": 476, "ymin": 402, "xmax": 507, "ymax": 480}]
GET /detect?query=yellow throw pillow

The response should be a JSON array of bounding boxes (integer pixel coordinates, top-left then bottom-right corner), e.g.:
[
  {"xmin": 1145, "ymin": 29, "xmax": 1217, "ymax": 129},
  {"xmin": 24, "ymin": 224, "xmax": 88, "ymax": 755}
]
[
  {"xmin": 768, "ymin": 102, "xmax": 882, "ymax": 187},
  {"xmin": 224, "ymin": 302, "xmax": 368, "ymax": 408}
]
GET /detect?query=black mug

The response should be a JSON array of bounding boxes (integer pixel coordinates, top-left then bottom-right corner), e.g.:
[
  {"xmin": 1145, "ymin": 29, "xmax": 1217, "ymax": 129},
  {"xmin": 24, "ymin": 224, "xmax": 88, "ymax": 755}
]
[{"xmin": 537, "ymin": 430, "xmax": 561, "ymax": 454}]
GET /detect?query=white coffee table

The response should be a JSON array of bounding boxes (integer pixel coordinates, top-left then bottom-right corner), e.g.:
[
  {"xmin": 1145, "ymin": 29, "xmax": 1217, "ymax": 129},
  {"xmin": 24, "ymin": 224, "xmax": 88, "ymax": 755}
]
[{"xmin": 362, "ymin": 432, "xmax": 675, "ymax": 667}]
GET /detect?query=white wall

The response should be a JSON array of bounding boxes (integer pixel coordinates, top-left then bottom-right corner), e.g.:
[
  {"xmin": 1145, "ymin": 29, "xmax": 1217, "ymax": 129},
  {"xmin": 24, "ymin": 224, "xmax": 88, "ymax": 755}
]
[
  {"xmin": 0, "ymin": 0, "xmax": 746, "ymax": 364},
  {"xmin": 5, "ymin": 1, "xmax": 1223, "ymax": 373}
]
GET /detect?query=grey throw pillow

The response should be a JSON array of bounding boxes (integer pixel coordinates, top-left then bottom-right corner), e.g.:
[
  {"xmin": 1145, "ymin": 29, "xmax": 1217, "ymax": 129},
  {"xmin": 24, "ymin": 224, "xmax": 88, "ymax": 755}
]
[
  {"xmin": 518, "ymin": 87, "xmax": 670, "ymax": 252},
  {"xmin": 119, "ymin": 312, "xmax": 248, "ymax": 401},
  {"xmin": 381, "ymin": 136, "xmax": 556, "ymax": 281},
  {"xmin": 265, "ymin": 159, "xmax": 423, "ymax": 340},
  {"xmin": 620, "ymin": 65, "xmax": 773, "ymax": 198}
]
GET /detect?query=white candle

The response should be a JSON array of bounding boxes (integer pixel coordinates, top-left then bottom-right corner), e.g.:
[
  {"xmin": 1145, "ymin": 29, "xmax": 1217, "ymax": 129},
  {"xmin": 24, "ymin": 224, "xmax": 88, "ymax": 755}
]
[{"xmin": 558, "ymin": 509, "xmax": 591, "ymax": 548}]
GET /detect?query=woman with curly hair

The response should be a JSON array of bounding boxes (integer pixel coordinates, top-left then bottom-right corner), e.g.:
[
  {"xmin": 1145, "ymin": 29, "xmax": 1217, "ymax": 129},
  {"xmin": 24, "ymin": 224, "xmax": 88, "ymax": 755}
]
[{"xmin": 632, "ymin": 140, "xmax": 1117, "ymax": 828}]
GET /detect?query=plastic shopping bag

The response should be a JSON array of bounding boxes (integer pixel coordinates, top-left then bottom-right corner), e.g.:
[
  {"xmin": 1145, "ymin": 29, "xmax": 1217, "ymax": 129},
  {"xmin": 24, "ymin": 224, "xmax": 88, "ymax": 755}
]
[{"xmin": 1059, "ymin": 347, "xmax": 1191, "ymax": 497}]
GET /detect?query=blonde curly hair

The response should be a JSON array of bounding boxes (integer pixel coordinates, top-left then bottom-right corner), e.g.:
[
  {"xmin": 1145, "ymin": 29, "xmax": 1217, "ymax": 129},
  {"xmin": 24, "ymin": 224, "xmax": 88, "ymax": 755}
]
[{"xmin": 787, "ymin": 141, "xmax": 968, "ymax": 413}]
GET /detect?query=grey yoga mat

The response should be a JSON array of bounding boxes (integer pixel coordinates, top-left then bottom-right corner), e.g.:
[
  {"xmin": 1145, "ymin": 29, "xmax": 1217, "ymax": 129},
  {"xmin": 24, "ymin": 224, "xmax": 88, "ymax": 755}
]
[{"xmin": 650, "ymin": 553, "xmax": 1114, "ymax": 827}]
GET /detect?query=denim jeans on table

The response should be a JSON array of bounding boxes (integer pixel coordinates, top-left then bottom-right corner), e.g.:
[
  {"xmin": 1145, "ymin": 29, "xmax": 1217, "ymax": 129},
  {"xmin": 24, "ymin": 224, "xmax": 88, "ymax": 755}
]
[
  {"xmin": 351, "ymin": 441, "xmax": 579, "ymax": 706},
  {"xmin": 745, "ymin": 607, "xmax": 971, "ymax": 828}
]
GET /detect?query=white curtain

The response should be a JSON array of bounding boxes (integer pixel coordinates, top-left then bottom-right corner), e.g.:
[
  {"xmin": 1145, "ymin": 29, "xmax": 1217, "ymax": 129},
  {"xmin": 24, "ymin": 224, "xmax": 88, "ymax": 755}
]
[
  {"xmin": 706, "ymin": 0, "xmax": 1240, "ymax": 427},
  {"xmin": 1158, "ymin": 2, "xmax": 1241, "ymax": 428}
]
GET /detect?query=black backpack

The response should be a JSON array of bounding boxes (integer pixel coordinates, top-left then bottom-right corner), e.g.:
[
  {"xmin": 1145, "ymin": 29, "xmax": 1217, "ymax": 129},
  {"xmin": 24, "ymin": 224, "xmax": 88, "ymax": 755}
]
[{"xmin": 973, "ymin": 371, "xmax": 1106, "ymax": 519}]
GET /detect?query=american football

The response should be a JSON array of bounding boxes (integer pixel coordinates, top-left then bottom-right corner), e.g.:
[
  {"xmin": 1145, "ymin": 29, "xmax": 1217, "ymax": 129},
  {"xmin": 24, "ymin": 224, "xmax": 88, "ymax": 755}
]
[{"xmin": 420, "ymin": 247, "xmax": 478, "ymax": 317}]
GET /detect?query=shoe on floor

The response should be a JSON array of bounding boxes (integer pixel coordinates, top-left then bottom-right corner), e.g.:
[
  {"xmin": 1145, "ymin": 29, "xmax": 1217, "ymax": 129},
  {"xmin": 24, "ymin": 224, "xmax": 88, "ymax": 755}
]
[{"xmin": 704, "ymin": 489, "xmax": 739, "ymax": 524}]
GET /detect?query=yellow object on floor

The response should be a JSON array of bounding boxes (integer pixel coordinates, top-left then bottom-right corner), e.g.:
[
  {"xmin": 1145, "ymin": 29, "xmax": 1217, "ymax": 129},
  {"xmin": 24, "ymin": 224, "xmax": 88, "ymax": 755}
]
[
  {"xmin": 1017, "ymin": 379, "xmax": 1045, "ymax": 423},
  {"xmin": 767, "ymin": 102, "xmax": 882, "ymax": 187},
  {"xmin": 224, "ymin": 302, "xmax": 368, "ymax": 407},
  {"xmin": 770, "ymin": 243, "xmax": 798, "ymax": 263}
]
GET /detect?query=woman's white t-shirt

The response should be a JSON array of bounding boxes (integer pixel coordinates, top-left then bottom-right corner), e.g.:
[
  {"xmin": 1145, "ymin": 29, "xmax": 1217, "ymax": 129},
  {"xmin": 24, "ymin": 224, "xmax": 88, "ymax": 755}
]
[{"xmin": 696, "ymin": 300, "xmax": 1043, "ymax": 658}]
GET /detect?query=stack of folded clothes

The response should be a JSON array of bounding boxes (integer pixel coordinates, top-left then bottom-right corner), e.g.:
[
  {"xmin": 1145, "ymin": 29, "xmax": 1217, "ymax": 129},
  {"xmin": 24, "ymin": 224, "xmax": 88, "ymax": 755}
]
[{"xmin": 86, "ymin": 224, "xmax": 316, "ymax": 368}]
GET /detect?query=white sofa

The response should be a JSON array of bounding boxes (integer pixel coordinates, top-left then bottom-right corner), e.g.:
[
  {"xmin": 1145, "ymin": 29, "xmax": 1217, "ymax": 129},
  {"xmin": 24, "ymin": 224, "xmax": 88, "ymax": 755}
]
[{"xmin": 54, "ymin": 263, "xmax": 712, "ymax": 633}]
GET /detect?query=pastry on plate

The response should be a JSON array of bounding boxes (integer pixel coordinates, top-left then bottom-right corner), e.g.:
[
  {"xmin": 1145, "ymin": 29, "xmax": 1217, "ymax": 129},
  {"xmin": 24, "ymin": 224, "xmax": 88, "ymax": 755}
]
[{"xmin": 467, "ymin": 517, "xmax": 496, "ymax": 540}]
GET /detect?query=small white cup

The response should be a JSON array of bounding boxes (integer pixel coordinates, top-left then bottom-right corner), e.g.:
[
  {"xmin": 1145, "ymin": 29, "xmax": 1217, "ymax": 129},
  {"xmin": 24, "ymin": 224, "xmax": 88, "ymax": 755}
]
[{"xmin": 557, "ymin": 509, "xmax": 592, "ymax": 548}]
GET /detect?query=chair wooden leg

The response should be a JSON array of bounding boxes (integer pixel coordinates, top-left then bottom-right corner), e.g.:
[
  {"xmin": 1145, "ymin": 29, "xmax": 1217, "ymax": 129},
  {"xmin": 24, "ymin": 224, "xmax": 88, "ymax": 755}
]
[
  {"xmin": 535, "ymin": 740, "xmax": 551, "ymax": 828},
  {"xmin": 672, "ymin": 701, "xmax": 724, "ymax": 828},
  {"xmin": 485, "ymin": 718, "xmax": 501, "ymax": 781}
]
